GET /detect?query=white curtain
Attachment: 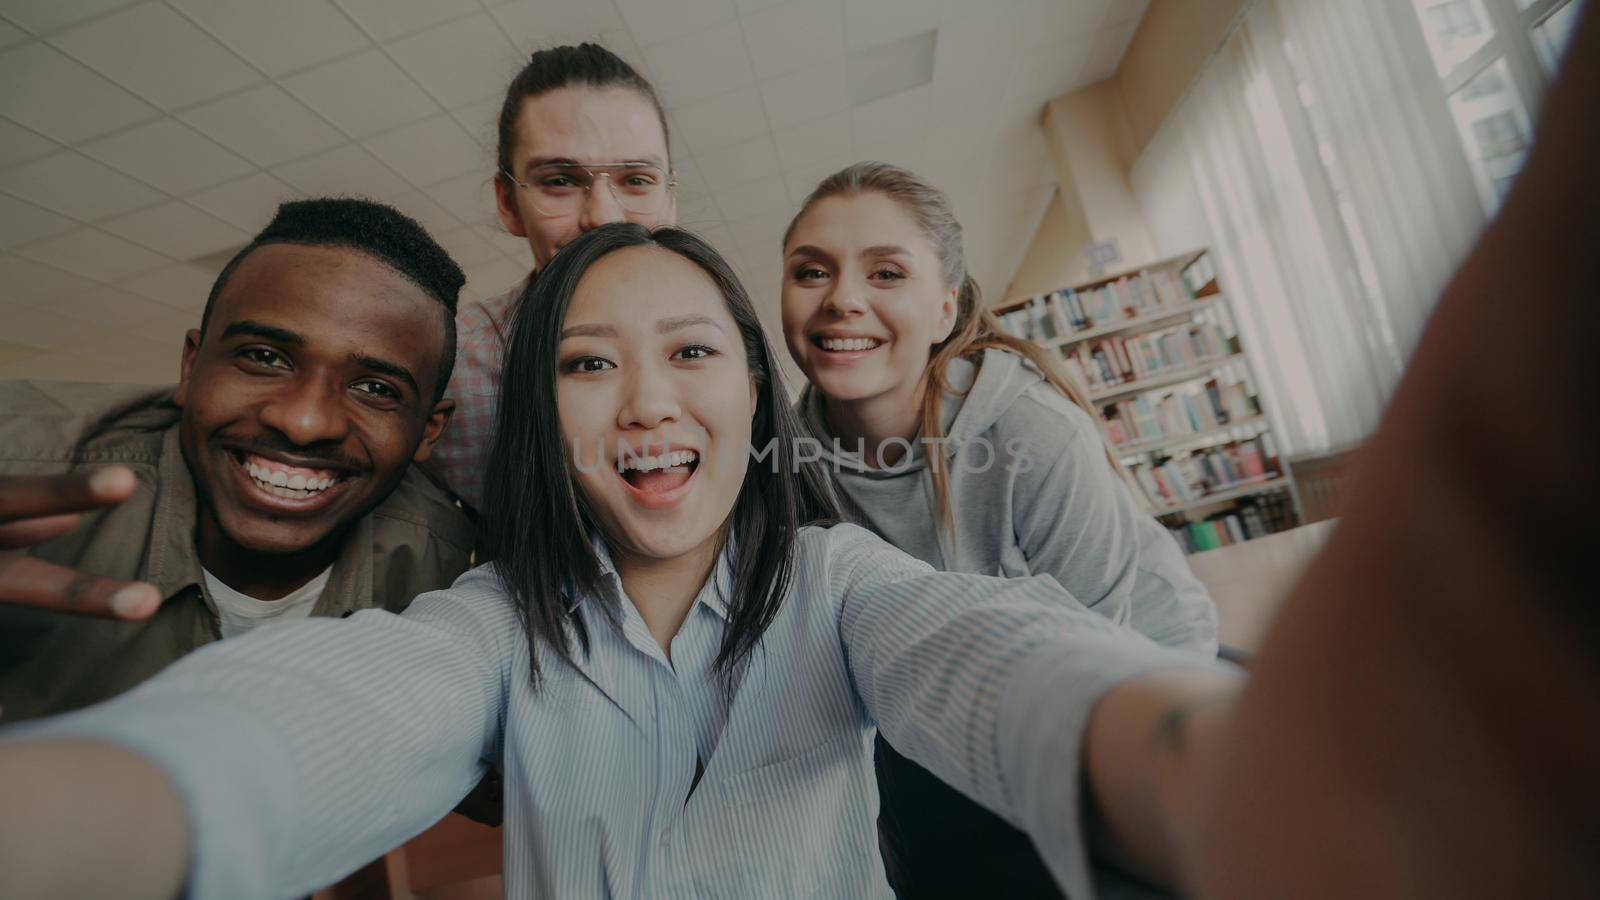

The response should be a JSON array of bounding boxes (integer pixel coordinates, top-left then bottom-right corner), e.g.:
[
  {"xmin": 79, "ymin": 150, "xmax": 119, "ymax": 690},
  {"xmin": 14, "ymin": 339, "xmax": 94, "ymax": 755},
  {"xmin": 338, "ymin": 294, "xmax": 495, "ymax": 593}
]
[{"xmin": 1149, "ymin": 0, "xmax": 1486, "ymax": 455}]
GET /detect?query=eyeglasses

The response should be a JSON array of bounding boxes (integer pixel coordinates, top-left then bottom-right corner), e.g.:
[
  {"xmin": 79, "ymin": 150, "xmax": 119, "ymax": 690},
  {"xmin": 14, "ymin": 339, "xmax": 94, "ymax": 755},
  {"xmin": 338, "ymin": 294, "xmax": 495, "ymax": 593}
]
[{"xmin": 500, "ymin": 162, "xmax": 676, "ymax": 218}]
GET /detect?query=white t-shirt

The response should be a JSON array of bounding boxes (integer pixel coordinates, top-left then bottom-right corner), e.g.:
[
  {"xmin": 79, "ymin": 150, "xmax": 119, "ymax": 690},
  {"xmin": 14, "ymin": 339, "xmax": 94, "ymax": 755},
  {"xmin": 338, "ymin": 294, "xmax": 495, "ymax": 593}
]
[{"xmin": 202, "ymin": 566, "xmax": 332, "ymax": 639}]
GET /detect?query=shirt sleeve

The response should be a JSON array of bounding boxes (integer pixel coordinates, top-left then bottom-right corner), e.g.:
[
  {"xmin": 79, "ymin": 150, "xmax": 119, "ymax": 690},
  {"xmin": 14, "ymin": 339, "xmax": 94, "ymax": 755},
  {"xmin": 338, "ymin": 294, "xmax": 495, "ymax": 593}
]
[
  {"xmin": 826, "ymin": 524, "xmax": 1205, "ymax": 899},
  {"xmin": 1010, "ymin": 394, "xmax": 1219, "ymax": 653},
  {"xmin": 2, "ymin": 567, "xmax": 519, "ymax": 900}
]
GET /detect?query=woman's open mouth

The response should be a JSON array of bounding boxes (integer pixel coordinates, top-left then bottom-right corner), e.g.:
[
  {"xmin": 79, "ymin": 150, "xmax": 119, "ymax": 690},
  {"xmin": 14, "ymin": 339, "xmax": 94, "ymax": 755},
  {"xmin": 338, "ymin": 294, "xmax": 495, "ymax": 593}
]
[
  {"xmin": 813, "ymin": 335, "xmax": 885, "ymax": 354},
  {"xmin": 616, "ymin": 449, "xmax": 700, "ymax": 508}
]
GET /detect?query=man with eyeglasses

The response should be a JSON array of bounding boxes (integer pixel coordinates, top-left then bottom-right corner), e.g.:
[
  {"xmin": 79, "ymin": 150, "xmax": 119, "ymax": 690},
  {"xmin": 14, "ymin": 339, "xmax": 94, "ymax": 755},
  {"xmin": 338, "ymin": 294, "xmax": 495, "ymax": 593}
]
[{"xmin": 428, "ymin": 44, "xmax": 678, "ymax": 511}]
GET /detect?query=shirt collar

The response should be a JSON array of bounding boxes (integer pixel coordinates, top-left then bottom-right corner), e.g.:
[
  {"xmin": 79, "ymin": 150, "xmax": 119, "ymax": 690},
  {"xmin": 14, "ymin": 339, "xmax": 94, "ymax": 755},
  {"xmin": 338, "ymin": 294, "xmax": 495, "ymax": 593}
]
[
  {"xmin": 143, "ymin": 424, "xmax": 375, "ymax": 615},
  {"xmin": 566, "ymin": 532, "xmax": 735, "ymax": 622}
]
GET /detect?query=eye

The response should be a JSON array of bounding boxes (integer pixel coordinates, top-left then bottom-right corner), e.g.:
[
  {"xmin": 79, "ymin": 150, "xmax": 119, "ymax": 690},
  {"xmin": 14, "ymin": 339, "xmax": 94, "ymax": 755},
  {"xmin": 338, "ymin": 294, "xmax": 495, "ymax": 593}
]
[
  {"xmin": 674, "ymin": 344, "xmax": 718, "ymax": 361},
  {"xmin": 622, "ymin": 173, "xmax": 657, "ymax": 187},
  {"xmin": 541, "ymin": 175, "xmax": 578, "ymax": 189},
  {"xmin": 869, "ymin": 267, "xmax": 906, "ymax": 281},
  {"xmin": 352, "ymin": 380, "xmax": 399, "ymax": 401},
  {"xmin": 793, "ymin": 265, "xmax": 828, "ymax": 282},
  {"xmin": 565, "ymin": 356, "xmax": 616, "ymax": 374},
  {"xmin": 239, "ymin": 347, "xmax": 288, "ymax": 369}
]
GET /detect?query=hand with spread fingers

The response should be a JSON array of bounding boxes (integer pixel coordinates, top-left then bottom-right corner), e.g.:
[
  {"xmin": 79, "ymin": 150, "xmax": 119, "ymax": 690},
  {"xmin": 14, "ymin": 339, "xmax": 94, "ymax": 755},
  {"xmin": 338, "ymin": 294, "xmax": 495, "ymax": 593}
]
[{"xmin": 0, "ymin": 467, "xmax": 161, "ymax": 620}]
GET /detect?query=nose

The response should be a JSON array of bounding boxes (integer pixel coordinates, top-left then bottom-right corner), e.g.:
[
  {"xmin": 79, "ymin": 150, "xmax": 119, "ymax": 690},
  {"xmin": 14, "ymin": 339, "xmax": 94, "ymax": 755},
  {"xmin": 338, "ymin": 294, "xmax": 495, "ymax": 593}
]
[
  {"xmin": 821, "ymin": 283, "xmax": 867, "ymax": 318},
  {"xmin": 258, "ymin": 376, "xmax": 350, "ymax": 447},
  {"xmin": 578, "ymin": 173, "xmax": 628, "ymax": 230},
  {"xmin": 616, "ymin": 363, "xmax": 681, "ymax": 433}
]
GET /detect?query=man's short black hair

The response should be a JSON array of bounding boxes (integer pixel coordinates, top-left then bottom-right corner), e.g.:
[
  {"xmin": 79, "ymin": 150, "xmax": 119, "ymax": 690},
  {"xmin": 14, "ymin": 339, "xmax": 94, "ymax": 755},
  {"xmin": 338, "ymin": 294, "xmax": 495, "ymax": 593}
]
[{"xmin": 200, "ymin": 197, "xmax": 464, "ymax": 403}]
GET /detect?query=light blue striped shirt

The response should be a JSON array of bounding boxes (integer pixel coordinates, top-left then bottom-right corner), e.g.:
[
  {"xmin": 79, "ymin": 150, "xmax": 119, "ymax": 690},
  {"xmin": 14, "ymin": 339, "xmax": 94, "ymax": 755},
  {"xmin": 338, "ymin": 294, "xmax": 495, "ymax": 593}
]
[{"xmin": 14, "ymin": 524, "xmax": 1195, "ymax": 899}]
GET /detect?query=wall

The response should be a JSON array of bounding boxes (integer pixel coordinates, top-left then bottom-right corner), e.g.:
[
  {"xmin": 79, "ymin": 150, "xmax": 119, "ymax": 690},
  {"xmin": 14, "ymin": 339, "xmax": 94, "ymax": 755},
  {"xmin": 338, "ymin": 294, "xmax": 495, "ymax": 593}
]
[
  {"xmin": 998, "ymin": 0, "xmax": 1248, "ymax": 303},
  {"xmin": 1118, "ymin": 0, "xmax": 1251, "ymax": 157}
]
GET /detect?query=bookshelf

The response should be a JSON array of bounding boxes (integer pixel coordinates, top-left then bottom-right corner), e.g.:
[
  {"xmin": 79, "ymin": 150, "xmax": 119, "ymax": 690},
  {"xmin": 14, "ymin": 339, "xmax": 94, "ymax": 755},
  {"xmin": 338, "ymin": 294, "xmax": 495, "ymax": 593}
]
[{"xmin": 993, "ymin": 248, "xmax": 1303, "ymax": 554}]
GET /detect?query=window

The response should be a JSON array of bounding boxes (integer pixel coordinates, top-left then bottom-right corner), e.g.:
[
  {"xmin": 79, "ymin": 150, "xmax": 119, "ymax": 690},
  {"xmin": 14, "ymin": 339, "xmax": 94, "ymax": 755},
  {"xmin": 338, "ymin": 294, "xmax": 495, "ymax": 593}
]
[{"xmin": 1412, "ymin": 0, "xmax": 1586, "ymax": 213}]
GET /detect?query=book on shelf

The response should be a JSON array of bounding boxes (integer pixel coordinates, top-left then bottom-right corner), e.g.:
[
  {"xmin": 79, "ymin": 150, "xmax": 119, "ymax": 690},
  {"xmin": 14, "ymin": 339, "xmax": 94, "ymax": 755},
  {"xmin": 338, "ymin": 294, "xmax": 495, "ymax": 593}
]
[
  {"xmin": 1129, "ymin": 437, "xmax": 1280, "ymax": 510},
  {"xmin": 996, "ymin": 266, "xmax": 1199, "ymax": 344},
  {"xmin": 1058, "ymin": 321, "xmax": 1238, "ymax": 392},
  {"xmin": 1102, "ymin": 379, "xmax": 1264, "ymax": 449},
  {"xmin": 1167, "ymin": 487, "xmax": 1295, "ymax": 553}
]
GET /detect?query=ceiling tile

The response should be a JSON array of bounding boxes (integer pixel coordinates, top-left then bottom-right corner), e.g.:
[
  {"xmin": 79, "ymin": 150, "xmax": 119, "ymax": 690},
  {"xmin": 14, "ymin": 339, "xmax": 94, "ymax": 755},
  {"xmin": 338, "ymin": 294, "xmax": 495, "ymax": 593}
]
[
  {"xmin": 470, "ymin": 223, "xmax": 531, "ymax": 260},
  {"xmin": 0, "ymin": 118, "xmax": 58, "ymax": 168},
  {"xmin": 759, "ymin": 60, "xmax": 849, "ymax": 131},
  {"xmin": 51, "ymin": 284, "xmax": 176, "ymax": 329},
  {"xmin": 272, "ymin": 143, "xmax": 410, "ymax": 199},
  {"xmin": 933, "ymin": 6, "xmax": 1025, "ymax": 86},
  {"xmin": 280, "ymin": 49, "xmax": 440, "ymax": 138},
  {"xmin": 643, "ymin": 21, "xmax": 753, "ymax": 108},
  {"xmin": 693, "ymin": 133, "xmax": 781, "ymax": 189},
  {"xmin": 421, "ymin": 170, "xmax": 498, "ymax": 224},
  {"xmin": 670, "ymin": 154, "xmax": 709, "ymax": 201},
  {"xmin": 726, "ymin": 207, "xmax": 790, "ymax": 257},
  {"xmin": 184, "ymin": 172, "xmax": 301, "ymax": 231},
  {"xmin": 363, "ymin": 114, "xmax": 485, "ymax": 186},
  {"xmin": 101, "ymin": 200, "xmax": 251, "ymax": 260},
  {"xmin": 71, "ymin": 331, "xmax": 182, "ymax": 375},
  {"xmin": 120, "ymin": 263, "xmax": 221, "ymax": 309},
  {"xmin": 0, "ymin": 21, "xmax": 23, "ymax": 49},
  {"xmin": 0, "ymin": 253, "xmax": 99, "ymax": 306},
  {"xmin": 843, "ymin": 0, "xmax": 939, "ymax": 52},
  {"xmin": 773, "ymin": 108, "xmax": 852, "ymax": 169},
  {"xmin": 126, "ymin": 309, "xmax": 200, "ymax": 344},
  {"xmin": 734, "ymin": 0, "xmax": 785, "ymax": 14},
  {"xmin": 333, "ymin": 0, "xmax": 480, "ymax": 43},
  {"xmin": 2, "ymin": 306, "xmax": 110, "ymax": 348},
  {"xmin": 487, "ymin": 0, "xmax": 627, "ymax": 49},
  {"xmin": 850, "ymin": 82, "xmax": 932, "ymax": 146},
  {"xmin": 450, "ymin": 97, "xmax": 502, "ymax": 154},
  {"xmin": 853, "ymin": 129, "xmax": 926, "ymax": 170},
  {"xmin": 0, "ymin": 42, "xmax": 157, "ymax": 143},
  {"xmin": 385, "ymin": 13, "xmax": 518, "ymax": 108},
  {"xmin": 674, "ymin": 194, "xmax": 722, "ymax": 230},
  {"xmin": 692, "ymin": 221, "xmax": 736, "ymax": 257},
  {"xmin": 0, "ymin": 341, "xmax": 42, "ymax": 368},
  {"xmin": 0, "ymin": 0, "xmax": 135, "ymax": 34},
  {"xmin": 0, "ymin": 193, "xmax": 76, "ymax": 249},
  {"xmin": 181, "ymin": 84, "xmax": 346, "ymax": 168},
  {"xmin": 614, "ymin": 0, "xmax": 736, "ymax": 47},
  {"xmin": 388, "ymin": 189, "xmax": 466, "ymax": 236},
  {"xmin": 1014, "ymin": 34, "xmax": 1096, "ymax": 105},
  {"xmin": 713, "ymin": 176, "xmax": 791, "ymax": 221},
  {"xmin": 0, "ymin": 150, "xmax": 164, "ymax": 220},
  {"xmin": 81, "ymin": 117, "xmax": 256, "ymax": 195},
  {"xmin": 17, "ymin": 226, "xmax": 168, "ymax": 281},
  {"xmin": 672, "ymin": 86, "xmax": 768, "ymax": 156},
  {"xmin": 432, "ymin": 227, "xmax": 502, "ymax": 267},
  {"xmin": 1018, "ymin": 0, "xmax": 1113, "ymax": 52},
  {"xmin": 169, "ymin": 0, "xmax": 369, "ymax": 77},
  {"xmin": 52, "ymin": 3, "xmax": 260, "ymax": 109},
  {"xmin": 742, "ymin": 0, "xmax": 845, "ymax": 81}
]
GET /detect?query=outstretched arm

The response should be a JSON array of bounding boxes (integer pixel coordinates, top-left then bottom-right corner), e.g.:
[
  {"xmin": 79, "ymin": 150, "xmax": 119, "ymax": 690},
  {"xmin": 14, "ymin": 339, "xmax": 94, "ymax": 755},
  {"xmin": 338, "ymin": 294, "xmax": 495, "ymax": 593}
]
[{"xmin": 0, "ymin": 570, "xmax": 519, "ymax": 900}]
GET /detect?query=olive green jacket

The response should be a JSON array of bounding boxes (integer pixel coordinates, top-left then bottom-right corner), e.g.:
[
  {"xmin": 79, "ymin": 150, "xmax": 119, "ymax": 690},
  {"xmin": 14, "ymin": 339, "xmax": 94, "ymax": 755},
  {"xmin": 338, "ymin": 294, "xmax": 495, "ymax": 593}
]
[{"xmin": 0, "ymin": 381, "xmax": 474, "ymax": 723}]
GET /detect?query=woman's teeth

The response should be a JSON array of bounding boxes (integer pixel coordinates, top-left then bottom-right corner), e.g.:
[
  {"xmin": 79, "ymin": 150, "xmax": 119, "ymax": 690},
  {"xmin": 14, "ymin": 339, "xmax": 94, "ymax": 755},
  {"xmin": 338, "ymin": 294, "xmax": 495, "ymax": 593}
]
[
  {"xmin": 244, "ymin": 458, "xmax": 339, "ymax": 499},
  {"xmin": 618, "ymin": 450, "xmax": 699, "ymax": 473},
  {"xmin": 818, "ymin": 336, "xmax": 882, "ymax": 352}
]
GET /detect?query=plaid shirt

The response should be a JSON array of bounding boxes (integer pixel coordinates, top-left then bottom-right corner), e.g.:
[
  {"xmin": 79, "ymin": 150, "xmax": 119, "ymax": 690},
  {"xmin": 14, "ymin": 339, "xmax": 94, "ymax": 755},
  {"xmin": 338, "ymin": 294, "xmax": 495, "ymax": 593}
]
[{"xmin": 430, "ymin": 275, "xmax": 530, "ymax": 510}]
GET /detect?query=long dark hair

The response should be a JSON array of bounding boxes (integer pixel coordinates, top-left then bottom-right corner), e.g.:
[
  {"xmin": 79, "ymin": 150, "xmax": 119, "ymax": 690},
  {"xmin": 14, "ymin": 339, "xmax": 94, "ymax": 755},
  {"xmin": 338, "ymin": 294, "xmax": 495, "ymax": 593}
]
[{"xmin": 482, "ymin": 223, "xmax": 836, "ymax": 686}]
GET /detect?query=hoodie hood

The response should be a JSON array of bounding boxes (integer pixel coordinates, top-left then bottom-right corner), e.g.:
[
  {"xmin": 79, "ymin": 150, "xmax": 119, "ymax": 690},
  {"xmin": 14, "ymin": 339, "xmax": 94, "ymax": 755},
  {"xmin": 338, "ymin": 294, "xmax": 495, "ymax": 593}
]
[{"xmin": 796, "ymin": 347, "xmax": 1046, "ymax": 479}]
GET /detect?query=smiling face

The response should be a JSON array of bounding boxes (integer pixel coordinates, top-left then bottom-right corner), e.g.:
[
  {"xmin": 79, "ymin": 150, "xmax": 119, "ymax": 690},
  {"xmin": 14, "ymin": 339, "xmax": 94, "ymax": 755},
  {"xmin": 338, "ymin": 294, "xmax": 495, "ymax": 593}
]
[
  {"xmin": 556, "ymin": 244, "xmax": 753, "ymax": 569},
  {"xmin": 781, "ymin": 192, "xmax": 958, "ymax": 406},
  {"xmin": 174, "ymin": 243, "xmax": 452, "ymax": 563},
  {"xmin": 496, "ymin": 86, "xmax": 677, "ymax": 269}
]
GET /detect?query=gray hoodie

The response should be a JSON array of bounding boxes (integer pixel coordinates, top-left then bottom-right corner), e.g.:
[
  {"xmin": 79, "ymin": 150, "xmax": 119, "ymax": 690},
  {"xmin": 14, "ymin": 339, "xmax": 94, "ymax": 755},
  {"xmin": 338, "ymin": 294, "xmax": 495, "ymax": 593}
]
[{"xmin": 798, "ymin": 347, "xmax": 1218, "ymax": 653}]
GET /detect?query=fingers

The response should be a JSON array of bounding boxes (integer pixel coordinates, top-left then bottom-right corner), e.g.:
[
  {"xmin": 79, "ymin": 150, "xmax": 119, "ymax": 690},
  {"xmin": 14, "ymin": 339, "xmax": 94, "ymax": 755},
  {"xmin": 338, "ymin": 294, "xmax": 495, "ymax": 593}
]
[
  {"xmin": 0, "ymin": 514, "xmax": 83, "ymax": 550},
  {"xmin": 0, "ymin": 467, "xmax": 139, "ymax": 526},
  {"xmin": 0, "ymin": 555, "xmax": 160, "ymax": 619}
]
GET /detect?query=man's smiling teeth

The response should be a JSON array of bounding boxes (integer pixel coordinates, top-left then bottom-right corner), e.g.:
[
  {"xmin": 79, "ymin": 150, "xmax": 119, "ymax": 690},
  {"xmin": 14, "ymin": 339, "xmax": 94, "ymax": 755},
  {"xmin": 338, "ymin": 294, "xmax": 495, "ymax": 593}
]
[
  {"xmin": 618, "ymin": 449, "xmax": 698, "ymax": 473},
  {"xmin": 242, "ymin": 453, "xmax": 340, "ymax": 499},
  {"xmin": 819, "ymin": 336, "xmax": 882, "ymax": 351}
]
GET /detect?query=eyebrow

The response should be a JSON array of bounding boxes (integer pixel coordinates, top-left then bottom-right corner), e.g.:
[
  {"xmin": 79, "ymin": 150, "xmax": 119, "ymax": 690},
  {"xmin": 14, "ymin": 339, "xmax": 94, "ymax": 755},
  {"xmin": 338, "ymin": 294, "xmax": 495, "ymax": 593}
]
[
  {"xmin": 561, "ymin": 315, "xmax": 725, "ymax": 340},
  {"xmin": 351, "ymin": 353, "xmax": 420, "ymax": 396},
  {"xmin": 787, "ymin": 244, "xmax": 913, "ymax": 262},
  {"xmin": 220, "ymin": 320, "xmax": 305, "ymax": 345},
  {"xmin": 524, "ymin": 155, "xmax": 667, "ymax": 171}
]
